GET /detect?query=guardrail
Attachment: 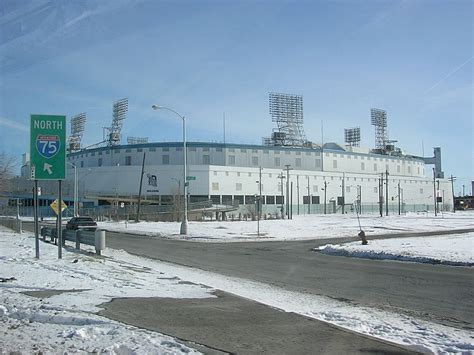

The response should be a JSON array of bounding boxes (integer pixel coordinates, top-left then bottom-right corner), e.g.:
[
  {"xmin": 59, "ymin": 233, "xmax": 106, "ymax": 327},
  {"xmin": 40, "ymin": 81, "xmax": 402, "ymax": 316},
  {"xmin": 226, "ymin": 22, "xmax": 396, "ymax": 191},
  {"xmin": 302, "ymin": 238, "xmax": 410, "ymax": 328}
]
[{"xmin": 40, "ymin": 227, "xmax": 106, "ymax": 255}]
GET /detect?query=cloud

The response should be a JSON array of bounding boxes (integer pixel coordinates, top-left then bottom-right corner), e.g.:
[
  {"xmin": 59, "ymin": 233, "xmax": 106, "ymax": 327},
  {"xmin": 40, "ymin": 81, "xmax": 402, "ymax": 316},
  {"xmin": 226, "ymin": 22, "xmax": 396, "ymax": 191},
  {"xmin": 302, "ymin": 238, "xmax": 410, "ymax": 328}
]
[{"xmin": 0, "ymin": 116, "xmax": 28, "ymax": 132}]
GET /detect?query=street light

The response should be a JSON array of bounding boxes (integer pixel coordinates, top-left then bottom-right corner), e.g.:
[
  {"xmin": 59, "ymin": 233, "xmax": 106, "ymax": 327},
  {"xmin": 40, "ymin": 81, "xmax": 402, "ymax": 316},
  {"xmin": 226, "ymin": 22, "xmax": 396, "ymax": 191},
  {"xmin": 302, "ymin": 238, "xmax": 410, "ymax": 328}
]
[
  {"xmin": 67, "ymin": 162, "xmax": 78, "ymax": 217},
  {"xmin": 152, "ymin": 104, "xmax": 188, "ymax": 235}
]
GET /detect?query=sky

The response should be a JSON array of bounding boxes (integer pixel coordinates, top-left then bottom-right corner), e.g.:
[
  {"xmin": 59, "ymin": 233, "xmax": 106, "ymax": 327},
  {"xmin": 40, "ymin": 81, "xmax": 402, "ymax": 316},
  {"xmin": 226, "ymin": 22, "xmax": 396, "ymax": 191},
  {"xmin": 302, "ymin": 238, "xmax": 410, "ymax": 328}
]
[{"xmin": 0, "ymin": 0, "xmax": 472, "ymax": 193}]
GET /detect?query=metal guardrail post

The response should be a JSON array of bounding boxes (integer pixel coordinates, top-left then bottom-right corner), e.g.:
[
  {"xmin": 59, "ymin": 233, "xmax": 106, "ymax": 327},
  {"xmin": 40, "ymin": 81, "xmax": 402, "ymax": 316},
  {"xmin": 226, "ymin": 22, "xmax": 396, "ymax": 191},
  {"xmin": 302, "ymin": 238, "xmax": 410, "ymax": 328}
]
[
  {"xmin": 75, "ymin": 230, "xmax": 81, "ymax": 250},
  {"xmin": 95, "ymin": 229, "xmax": 106, "ymax": 255}
]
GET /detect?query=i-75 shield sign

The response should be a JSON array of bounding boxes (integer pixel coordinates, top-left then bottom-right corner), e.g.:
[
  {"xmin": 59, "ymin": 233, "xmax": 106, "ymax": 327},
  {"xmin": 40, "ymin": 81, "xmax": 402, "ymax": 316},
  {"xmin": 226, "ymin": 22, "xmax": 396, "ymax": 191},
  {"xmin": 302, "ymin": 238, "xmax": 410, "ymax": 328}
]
[{"xmin": 30, "ymin": 115, "xmax": 66, "ymax": 180}]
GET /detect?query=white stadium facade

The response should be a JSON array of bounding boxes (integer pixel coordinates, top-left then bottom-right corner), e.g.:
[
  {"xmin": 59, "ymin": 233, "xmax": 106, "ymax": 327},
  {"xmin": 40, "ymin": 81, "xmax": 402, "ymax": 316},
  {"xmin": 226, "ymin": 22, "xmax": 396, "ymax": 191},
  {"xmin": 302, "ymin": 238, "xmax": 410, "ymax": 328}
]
[{"xmin": 18, "ymin": 140, "xmax": 450, "ymax": 217}]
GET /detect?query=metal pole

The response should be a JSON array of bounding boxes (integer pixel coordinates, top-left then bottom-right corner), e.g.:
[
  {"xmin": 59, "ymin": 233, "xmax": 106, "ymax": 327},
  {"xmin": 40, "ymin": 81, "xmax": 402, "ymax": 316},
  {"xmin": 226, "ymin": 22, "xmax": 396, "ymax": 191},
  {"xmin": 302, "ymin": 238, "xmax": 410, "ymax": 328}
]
[
  {"xmin": 58, "ymin": 180, "xmax": 62, "ymax": 259},
  {"xmin": 379, "ymin": 174, "xmax": 383, "ymax": 217},
  {"xmin": 297, "ymin": 175, "xmax": 300, "ymax": 215},
  {"xmin": 259, "ymin": 166, "xmax": 262, "ymax": 220},
  {"xmin": 34, "ymin": 180, "xmax": 39, "ymax": 259},
  {"xmin": 433, "ymin": 168, "xmax": 437, "ymax": 217},
  {"xmin": 290, "ymin": 181, "xmax": 293, "ymax": 219},
  {"xmin": 436, "ymin": 179, "xmax": 440, "ymax": 214},
  {"xmin": 307, "ymin": 176, "xmax": 310, "ymax": 214},
  {"xmin": 285, "ymin": 165, "xmax": 291, "ymax": 218},
  {"xmin": 136, "ymin": 152, "xmax": 146, "ymax": 222},
  {"xmin": 279, "ymin": 173, "xmax": 285, "ymax": 218},
  {"xmin": 324, "ymin": 180, "xmax": 327, "ymax": 214},
  {"xmin": 450, "ymin": 175, "xmax": 456, "ymax": 213},
  {"xmin": 74, "ymin": 164, "xmax": 78, "ymax": 216},
  {"xmin": 401, "ymin": 188, "xmax": 404, "ymax": 214},
  {"xmin": 359, "ymin": 185, "xmax": 362, "ymax": 214},
  {"xmin": 181, "ymin": 116, "xmax": 188, "ymax": 234},
  {"xmin": 385, "ymin": 170, "xmax": 389, "ymax": 216},
  {"xmin": 341, "ymin": 173, "xmax": 345, "ymax": 214},
  {"xmin": 398, "ymin": 182, "xmax": 401, "ymax": 215}
]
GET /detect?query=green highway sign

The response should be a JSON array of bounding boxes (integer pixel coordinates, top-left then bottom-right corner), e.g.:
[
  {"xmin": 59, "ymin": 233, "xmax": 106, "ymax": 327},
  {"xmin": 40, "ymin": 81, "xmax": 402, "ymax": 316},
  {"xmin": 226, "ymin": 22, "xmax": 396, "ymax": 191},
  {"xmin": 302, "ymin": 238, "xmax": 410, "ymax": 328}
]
[
  {"xmin": 30, "ymin": 115, "xmax": 66, "ymax": 180},
  {"xmin": 186, "ymin": 176, "xmax": 196, "ymax": 181}
]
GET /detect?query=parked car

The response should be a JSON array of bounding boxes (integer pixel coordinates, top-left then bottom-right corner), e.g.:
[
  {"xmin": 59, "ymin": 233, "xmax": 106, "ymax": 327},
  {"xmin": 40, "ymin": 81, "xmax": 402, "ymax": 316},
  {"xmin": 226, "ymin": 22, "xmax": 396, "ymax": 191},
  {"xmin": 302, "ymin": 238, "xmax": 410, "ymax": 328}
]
[{"xmin": 66, "ymin": 217, "xmax": 97, "ymax": 231}]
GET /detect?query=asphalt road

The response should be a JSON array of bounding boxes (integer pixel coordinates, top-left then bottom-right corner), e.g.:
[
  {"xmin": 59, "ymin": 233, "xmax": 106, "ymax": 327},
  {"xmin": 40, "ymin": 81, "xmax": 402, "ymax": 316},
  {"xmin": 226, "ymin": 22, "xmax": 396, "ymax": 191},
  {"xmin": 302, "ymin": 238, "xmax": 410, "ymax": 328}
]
[
  {"xmin": 22, "ymin": 221, "xmax": 474, "ymax": 330},
  {"xmin": 100, "ymin": 228, "xmax": 474, "ymax": 331}
]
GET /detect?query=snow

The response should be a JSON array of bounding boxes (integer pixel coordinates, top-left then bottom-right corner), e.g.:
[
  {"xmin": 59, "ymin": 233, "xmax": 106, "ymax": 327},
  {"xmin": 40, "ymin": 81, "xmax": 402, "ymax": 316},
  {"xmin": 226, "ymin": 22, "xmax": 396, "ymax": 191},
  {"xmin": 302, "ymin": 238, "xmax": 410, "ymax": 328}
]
[
  {"xmin": 0, "ymin": 227, "xmax": 208, "ymax": 354},
  {"xmin": 316, "ymin": 233, "xmax": 474, "ymax": 266},
  {"xmin": 2, "ymin": 211, "xmax": 474, "ymax": 353},
  {"xmin": 97, "ymin": 211, "xmax": 474, "ymax": 242}
]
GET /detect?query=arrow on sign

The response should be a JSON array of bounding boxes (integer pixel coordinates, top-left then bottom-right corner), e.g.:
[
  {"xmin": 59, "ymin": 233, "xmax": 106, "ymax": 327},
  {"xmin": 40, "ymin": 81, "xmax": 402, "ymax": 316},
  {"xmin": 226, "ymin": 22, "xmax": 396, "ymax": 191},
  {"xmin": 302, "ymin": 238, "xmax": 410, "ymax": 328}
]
[{"xmin": 44, "ymin": 163, "xmax": 53, "ymax": 175}]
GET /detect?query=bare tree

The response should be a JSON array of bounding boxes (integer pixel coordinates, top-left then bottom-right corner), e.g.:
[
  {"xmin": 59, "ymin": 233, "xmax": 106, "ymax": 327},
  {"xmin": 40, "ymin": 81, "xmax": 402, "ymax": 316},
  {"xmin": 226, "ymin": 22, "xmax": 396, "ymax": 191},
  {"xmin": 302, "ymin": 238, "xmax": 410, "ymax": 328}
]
[{"xmin": 0, "ymin": 152, "xmax": 16, "ymax": 193}]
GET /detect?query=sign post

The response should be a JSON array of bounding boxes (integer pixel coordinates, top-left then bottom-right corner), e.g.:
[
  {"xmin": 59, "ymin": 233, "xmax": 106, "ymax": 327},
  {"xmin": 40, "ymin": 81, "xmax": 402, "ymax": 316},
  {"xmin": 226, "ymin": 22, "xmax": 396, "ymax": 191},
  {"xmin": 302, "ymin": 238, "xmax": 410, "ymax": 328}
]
[{"xmin": 30, "ymin": 114, "xmax": 66, "ymax": 259}]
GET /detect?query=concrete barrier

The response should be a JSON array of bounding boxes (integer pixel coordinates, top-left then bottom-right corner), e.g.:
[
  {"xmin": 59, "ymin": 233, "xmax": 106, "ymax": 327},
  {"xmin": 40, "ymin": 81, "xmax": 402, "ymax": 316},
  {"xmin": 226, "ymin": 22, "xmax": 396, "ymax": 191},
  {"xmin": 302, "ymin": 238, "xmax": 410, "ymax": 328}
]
[{"xmin": 0, "ymin": 217, "xmax": 22, "ymax": 233}]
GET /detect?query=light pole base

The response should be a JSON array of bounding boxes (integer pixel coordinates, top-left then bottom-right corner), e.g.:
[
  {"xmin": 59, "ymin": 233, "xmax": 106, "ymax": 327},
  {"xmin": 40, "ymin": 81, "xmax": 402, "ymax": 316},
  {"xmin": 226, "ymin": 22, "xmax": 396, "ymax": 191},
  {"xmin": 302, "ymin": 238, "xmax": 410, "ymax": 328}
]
[{"xmin": 180, "ymin": 220, "xmax": 188, "ymax": 235}]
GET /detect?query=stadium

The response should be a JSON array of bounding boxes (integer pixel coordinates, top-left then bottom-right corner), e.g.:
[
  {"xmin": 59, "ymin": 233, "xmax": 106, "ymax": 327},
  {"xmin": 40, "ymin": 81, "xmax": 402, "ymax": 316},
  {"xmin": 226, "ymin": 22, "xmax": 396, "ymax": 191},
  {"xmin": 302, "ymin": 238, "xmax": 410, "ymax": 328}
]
[{"xmin": 13, "ymin": 94, "xmax": 453, "ymax": 219}]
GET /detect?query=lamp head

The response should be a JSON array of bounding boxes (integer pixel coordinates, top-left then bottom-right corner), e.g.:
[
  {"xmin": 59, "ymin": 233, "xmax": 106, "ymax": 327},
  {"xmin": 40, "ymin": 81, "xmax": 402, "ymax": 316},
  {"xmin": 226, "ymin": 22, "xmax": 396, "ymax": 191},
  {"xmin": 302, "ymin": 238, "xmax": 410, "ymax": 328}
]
[{"xmin": 151, "ymin": 104, "xmax": 162, "ymax": 110}]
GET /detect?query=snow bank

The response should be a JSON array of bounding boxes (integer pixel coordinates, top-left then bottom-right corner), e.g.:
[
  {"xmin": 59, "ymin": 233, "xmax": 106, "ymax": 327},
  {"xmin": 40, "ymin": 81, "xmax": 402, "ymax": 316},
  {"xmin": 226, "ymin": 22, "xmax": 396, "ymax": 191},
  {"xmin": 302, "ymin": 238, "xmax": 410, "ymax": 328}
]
[{"xmin": 316, "ymin": 233, "xmax": 474, "ymax": 266}]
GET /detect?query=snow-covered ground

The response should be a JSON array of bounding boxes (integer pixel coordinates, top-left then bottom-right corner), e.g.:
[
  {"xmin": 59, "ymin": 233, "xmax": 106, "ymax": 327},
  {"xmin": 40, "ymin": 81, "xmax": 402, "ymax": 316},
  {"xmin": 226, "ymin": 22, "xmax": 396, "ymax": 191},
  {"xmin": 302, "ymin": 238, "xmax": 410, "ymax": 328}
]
[
  {"xmin": 317, "ymin": 233, "xmax": 474, "ymax": 266},
  {"xmin": 97, "ymin": 211, "xmax": 474, "ymax": 242},
  {"xmin": 1, "ymin": 226, "xmax": 473, "ymax": 354}
]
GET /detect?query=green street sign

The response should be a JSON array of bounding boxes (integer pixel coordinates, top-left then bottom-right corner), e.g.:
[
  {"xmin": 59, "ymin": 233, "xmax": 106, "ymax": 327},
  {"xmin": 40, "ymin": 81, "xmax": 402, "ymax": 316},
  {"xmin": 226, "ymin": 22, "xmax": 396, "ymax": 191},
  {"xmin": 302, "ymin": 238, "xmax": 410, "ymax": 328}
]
[
  {"xmin": 186, "ymin": 176, "xmax": 196, "ymax": 181},
  {"xmin": 30, "ymin": 115, "xmax": 66, "ymax": 180}
]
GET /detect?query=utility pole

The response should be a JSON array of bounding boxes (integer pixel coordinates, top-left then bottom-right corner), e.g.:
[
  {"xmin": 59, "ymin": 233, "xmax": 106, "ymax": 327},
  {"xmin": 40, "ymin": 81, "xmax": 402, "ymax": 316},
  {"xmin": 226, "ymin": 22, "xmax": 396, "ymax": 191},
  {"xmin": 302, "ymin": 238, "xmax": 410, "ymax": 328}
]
[
  {"xmin": 385, "ymin": 169, "xmax": 389, "ymax": 216},
  {"xmin": 436, "ymin": 179, "xmax": 440, "ymax": 215},
  {"xmin": 285, "ymin": 165, "xmax": 292, "ymax": 218},
  {"xmin": 323, "ymin": 180, "xmax": 327, "ymax": 214},
  {"xmin": 297, "ymin": 175, "xmax": 300, "ymax": 215},
  {"xmin": 278, "ymin": 172, "xmax": 285, "ymax": 219},
  {"xmin": 398, "ymin": 181, "xmax": 401, "ymax": 215},
  {"xmin": 433, "ymin": 168, "xmax": 437, "ymax": 217},
  {"xmin": 136, "ymin": 152, "xmax": 146, "ymax": 222},
  {"xmin": 307, "ymin": 175, "xmax": 310, "ymax": 214},
  {"xmin": 358, "ymin": 185, "xmax": 362, "ymax": 214},
  {"xmin": 259, "ymin": 166, "xmax": 262, "ymax": 220},
  {"xmin": 290, "ymin": 181, "xmax": 293, "ymax": 219},
  {"xmin": 341, "ymin": 172, "xmax": 345, "ymax": 214},
  {"xmin": 379, "ymin": 173, "xmax": 383, "ymax": 217},
  {"xmin": 449, "ymin": 175, "xmax": 456, "ymax": 213}
]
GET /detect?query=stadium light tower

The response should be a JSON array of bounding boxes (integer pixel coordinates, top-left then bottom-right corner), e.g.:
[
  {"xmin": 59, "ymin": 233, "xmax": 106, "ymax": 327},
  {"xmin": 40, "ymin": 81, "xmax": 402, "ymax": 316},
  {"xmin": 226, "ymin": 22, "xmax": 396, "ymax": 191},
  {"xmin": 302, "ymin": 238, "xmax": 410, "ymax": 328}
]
[{"xmin": 151, "ymin": 104, "xmax": 188, "ymax": 235}]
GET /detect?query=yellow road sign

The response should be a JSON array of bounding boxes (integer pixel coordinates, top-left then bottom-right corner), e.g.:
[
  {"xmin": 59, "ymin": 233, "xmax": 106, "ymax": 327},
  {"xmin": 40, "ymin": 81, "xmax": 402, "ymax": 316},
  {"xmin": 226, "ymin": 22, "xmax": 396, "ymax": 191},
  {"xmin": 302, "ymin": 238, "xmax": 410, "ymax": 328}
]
[{"xmin": 50, "ymin": 199, "xmax": 67, "ymax": 215}]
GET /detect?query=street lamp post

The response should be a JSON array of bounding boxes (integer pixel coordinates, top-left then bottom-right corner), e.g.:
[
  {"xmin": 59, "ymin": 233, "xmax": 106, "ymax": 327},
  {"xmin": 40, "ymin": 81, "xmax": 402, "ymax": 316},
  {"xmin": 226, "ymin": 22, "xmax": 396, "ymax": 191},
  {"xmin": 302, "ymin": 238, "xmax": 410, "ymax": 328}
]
[
  {"xmin": 152, "ymin": 105, "xmax": 188, "ymax": 234},
  {"xmin": 67, "ymin": 162, "xmax": 78, "ymax": 217}
]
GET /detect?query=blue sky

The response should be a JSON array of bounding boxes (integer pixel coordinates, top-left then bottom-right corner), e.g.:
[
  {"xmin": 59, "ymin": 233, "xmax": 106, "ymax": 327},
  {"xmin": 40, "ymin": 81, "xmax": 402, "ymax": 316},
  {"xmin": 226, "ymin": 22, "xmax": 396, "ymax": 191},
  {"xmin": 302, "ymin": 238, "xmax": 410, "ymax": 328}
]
[{"xmin": 0, "ymin": 0, "xmax": 472, "ymax": 193}]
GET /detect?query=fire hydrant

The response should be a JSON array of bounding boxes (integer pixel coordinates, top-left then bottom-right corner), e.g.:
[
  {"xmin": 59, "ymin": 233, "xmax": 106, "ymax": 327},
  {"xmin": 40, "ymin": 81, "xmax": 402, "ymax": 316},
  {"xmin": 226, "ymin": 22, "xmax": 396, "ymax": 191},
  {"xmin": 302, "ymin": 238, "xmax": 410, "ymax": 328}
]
[{"xmin": 358, "ymin": 230, "xmax": 368, "ymax": 245}]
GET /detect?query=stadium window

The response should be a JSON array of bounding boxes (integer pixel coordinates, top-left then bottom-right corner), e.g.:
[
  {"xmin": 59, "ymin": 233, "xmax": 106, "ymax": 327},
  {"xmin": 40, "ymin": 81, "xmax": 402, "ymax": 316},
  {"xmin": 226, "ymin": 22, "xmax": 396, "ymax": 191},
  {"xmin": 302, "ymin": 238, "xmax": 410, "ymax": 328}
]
[
  {"xmin": 212, "ymin": 182, "xmax": 219, "ymax": 191},
  {"xmin": 229, "ymin": 155, "xmax": 236, "ymax": 165},
  {"xmin": 252, "ymin": 149, "xmax": 258, "ymax": 153},
  {"xmin": 263, "ymin": 150, "xmax": 269, "ymax": 154},
  {"xmin": 225, "ymin": 171, "xmax": 229, "ymax": 176},
  {"xmin": 176, "ymin": 147, "xmax": 182, "ymax": 151},
  {"xmin": 374, "ymin": 187, "xmax": 378, "ymax": 193},
  {"xmin": 306, "ymin": 152, "xmax": 311, "ymax": 156},
  {"xmin": 361, "ymin": 162, "xmax": 365, "ymax": 170},
  {"xmin": 203, "ymin": 155, "xmax": 210, "ymax": 164},
  {"xmin": 189, "ymin": 147, "xmax": 196, "ymax": 152},
  {"xmin": 333, "ymin": 160, "xmax": 337, "ymax": 168},
  {"xmin": 374, "ymin": 163, "xmax": 377, "ymax": 171},
  {"xmin": 149, "ymin": 147, "xmax": 156, "ymax": 152},
  {"xmin": 137, "ymin": 148, "xmax": 143, "ymax": 152},
  {"xmin": 313, "ymin": 185, "xmax": 318, "ymax": 192},
  {"xmin": 248, "ymin": 172, "xmax": 252, "ymax": 177},
  {"xmin": 274, "ymin": 150, "xmax": 280, "ymax": 154},
  {"xmin": 312, "ymin": 196, "xmax": 320, "ymax": 204},
  {"xmin": 240, "ymin": 149, "xmax": 247, "ymax": 153},
  {"xmin": 315, "ymin": 159, "xmax": 321, "ymax": 168},
  {"xmin": 98, "ymin": 151, "xmax": 102, "ymax": 156},
  {"xmin": 98, "ymin": 158, "xmax": 102, "ymax": 167},
  {"xmin": 162, "ymin": 155, "xmax": 169, "ymax": 165},
  {"xmin": 236, "ymin": 183, "xmax": 242, "ymax": 191},
  {"xmin": 125, "ymin": 149, "xmax": 131, "ymax": 153},
  {"xmin": 214, "ymin": 171, "xmax": 218, "ymax": 176},
  {"xmin": 252, "ymin": 156, "xmax": 258, "ymax": 165},
  {"xmin": 346, "ymin": 186, "xmax": 350, "ymax": 193},
  {"xmin": 397, "ymin": 165, "xmax": 400, "ymax": 172},
  {"xmin": 162, "ymin": 147, "xmax": 169, "ymax": 152},
  {"xmin": 106, "ymin": 151, "xmax": 110, "ymax": 155},
  {"xmin": 114, "ymin": 149, "xmax": 120, "ymax": 154},
  {"xmin": 228, "ymin": 148, "xmax": 235, "ymax": 152},
  {"xmin": 203, "ymin": 147, "xmax": 209, "ymax": 152},
  {"xmin": 216, "ymin": 147, "xmax": 223, "ymax": 152},
  {"xmin": 80, "ymin": 161, "xmax": 84, "ymax": 168},
  {"xmin": 125, "ymin": 156, "xmax": 132, "ymax": 166},
  {"xmin": 296, "ymin": 151, "xmax": 301, "ymax": 155},
  {"xmin": 285, "ymin": 150, "xmax": 291, "ymax": 155}
]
